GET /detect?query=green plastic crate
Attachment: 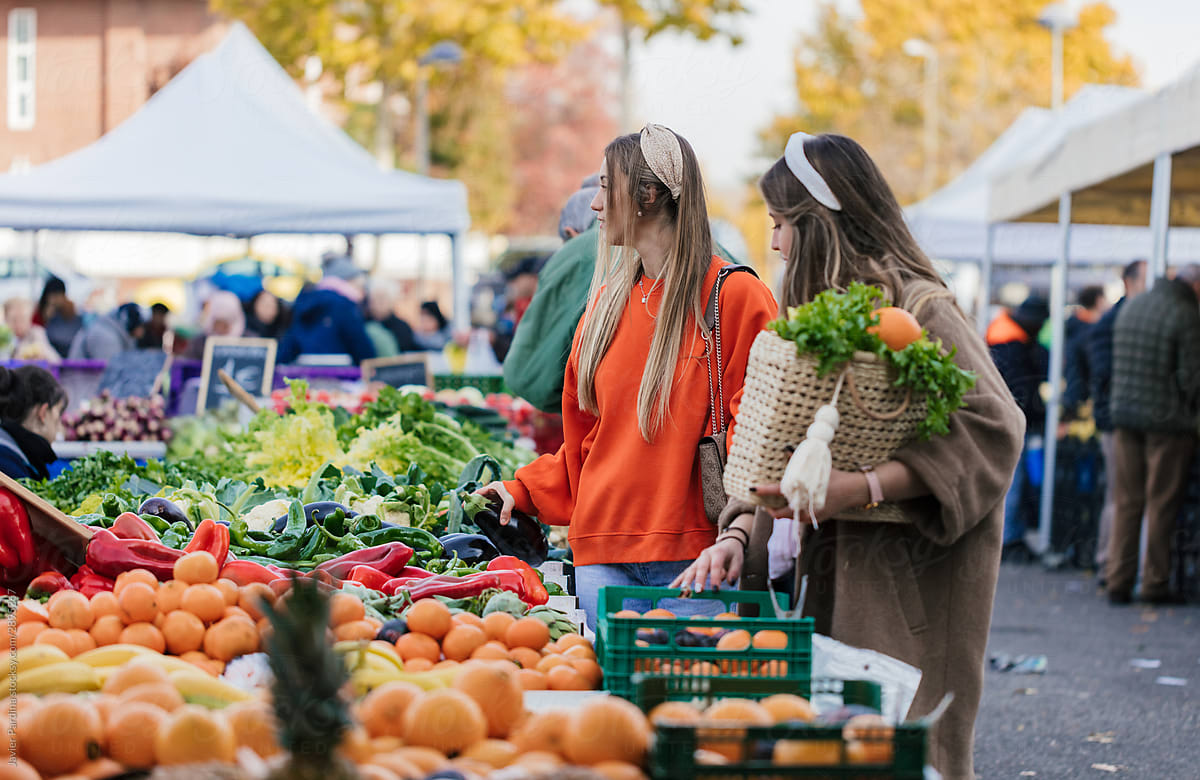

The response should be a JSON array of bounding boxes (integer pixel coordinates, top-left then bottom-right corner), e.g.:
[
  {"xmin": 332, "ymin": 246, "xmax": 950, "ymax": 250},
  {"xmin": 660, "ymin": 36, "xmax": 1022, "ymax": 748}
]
[
  {"xmin": 596, "ymin": 586, "xmax": 812, "ymax": 702},
  {"xmin": 433, "ymin": 374, "xmax": 507, "ymax": 395},
  {"xmin": 648, "ymin": 678, "xmax": 928, "ymax": 779}
]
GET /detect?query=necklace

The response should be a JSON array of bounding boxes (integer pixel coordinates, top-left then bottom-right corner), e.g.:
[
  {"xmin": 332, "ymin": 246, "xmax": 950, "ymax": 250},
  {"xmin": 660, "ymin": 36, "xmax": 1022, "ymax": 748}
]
[{"xmin": 638, "ymin": 275, "xmax": 663, "ymax": 304}]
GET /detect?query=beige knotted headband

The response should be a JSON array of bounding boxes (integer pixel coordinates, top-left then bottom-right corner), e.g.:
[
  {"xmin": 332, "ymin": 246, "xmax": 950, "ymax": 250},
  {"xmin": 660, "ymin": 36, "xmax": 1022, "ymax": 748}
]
[{"xmin": 639, "ymin": 124, "xmax": 684, "ymax": 200}]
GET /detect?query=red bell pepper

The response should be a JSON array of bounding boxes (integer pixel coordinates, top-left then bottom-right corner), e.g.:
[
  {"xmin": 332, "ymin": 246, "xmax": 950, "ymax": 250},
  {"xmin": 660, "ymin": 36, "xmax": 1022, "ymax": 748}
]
[
  {"xmin": 487, "ymin": 556, "xmax": 549, "ymax": 605},
  {"xmin": 346, "ymin": 565, "xmax": 392, "ymax": 591},
  {"xmin": 388, "ymin": 569, "xmax": 534, "ymax": 603},
  {"xmin": 0, "ymin": 487, "xmax": 35, "ymax": 567},
  {"xmin": 69, "ymin": 565, "xmax": 116, "ymax": 598},
  {"xmin": 25, "ymin": 571, "xmax": 74, "ymax": 599},
  {"xmin": 314, "ymin": 542, "xmax": 414, "ymax": 580},
  {"xmin": 85, "ymin": 529, "xmax": 184, "ymax": 581},
  {"xmin": 220, "ymin": 559, "xmax": 286, "ymax": 586},
  {"xmin": 396, "ymin": 566, "xmax": 437, "ymax": 579},
  {"xmin": 111, "ymin": 512, "xmax": 160, "ymax": 541},
  {"xmin": 185, "ymin": 519, "xmax": 230, "ymax": 568}
]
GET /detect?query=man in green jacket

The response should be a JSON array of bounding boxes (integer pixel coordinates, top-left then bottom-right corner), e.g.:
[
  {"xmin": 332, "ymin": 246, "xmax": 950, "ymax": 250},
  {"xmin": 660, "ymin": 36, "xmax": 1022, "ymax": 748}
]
[{"xmin": 503, "ymin": 181, "xmax": 742, "ymax": 415}]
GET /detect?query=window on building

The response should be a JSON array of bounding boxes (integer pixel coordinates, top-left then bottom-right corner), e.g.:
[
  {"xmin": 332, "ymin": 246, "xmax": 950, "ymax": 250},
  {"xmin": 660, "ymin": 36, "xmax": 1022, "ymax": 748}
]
[{"xmin": 7, "ymin": 9, "xmax": 35, "ymax": 131}]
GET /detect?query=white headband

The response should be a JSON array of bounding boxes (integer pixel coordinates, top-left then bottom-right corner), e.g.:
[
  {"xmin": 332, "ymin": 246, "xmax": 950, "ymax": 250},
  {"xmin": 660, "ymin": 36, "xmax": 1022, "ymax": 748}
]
[
  {"xmin": 784, "ymin": 132, "xmax": 841, "ymax": 211},
  {"xmin": 639, "ymin": 124, "xmax": 684, "ymax": 200}
]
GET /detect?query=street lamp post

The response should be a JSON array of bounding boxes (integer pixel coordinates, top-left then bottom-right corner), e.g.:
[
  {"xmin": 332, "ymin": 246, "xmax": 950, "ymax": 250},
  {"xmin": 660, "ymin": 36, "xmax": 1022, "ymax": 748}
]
[
  {"xmin": 1038, "ymin": 3, "xmax": 1078, "ymax": 111},
  {"xmin": 903, "ymin": 38, "xmax": 939, "ymax": 197},
  {"xmin": 415, "ymin": 41, "xmax": 463, "ymax": 176}
]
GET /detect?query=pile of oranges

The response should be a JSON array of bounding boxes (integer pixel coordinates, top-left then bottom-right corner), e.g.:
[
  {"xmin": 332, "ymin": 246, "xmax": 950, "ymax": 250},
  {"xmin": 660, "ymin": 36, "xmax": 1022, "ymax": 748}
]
[
  {"xmin": 13, "ymin": 553, "xmax": 274, "ymax": 677},
  {"xmin": 620, "ymin": 609, "xmax": 791, "ymax": 677},
  {"xmin": 381, "ymin": 599, "xmax": 603, "ymax": 692}
]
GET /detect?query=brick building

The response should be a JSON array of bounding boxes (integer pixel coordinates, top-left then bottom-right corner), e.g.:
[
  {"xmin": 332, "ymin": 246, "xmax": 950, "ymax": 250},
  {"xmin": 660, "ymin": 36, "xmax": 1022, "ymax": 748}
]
[{"xmin": 1, "ymin": 0, "xmax": 225, "ymax": 172}]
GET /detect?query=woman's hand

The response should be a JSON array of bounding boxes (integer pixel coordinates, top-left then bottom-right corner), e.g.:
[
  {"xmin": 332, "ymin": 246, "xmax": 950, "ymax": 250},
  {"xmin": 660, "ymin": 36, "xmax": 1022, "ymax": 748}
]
[
  {"xmin": 475, "ymin": 481, "xmax": 515, "ymax": 525},
  {"xmin": 670, "ymin": 535, "xmax": 746, "ymax": 593},
  {"xmin": 755, "ymin": 468, "xmax": 869, "ymax": 523}
]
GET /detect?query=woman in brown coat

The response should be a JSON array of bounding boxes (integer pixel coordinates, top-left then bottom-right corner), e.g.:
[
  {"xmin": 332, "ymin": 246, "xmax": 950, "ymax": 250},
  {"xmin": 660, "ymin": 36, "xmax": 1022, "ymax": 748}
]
[{"xmin": 673, "ymin": 132, "xmax": 1024, "ymax": 780}]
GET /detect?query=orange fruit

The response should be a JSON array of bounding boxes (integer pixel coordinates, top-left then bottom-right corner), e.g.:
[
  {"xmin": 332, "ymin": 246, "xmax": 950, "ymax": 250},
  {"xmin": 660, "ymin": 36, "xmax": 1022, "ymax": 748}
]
[
  {"xmin": 536, "ymin": 654, "xmax": 570, "ymax": 673},
  {"xmin": 547, "ymin": 664, "xmax": 589, "ymax": 691},
  {"xmin": 515, "ymin": 668, "xmax": 548, "ymax": 690},
  {"xmin": 568, "ymin": 657, "xmax": 603, "ymax": 687},
  {"xmin": 119, "ymin": 622, "xmax": 166, "ymax": 653},
  {"xmin": 643, "ymin": 608, "xmax": 675, "ymax": 619},
  {"xmin": 105, "ymin": 701, "xmax": 166, "ymax": 767},
  {"xmin": 847, "ymin": 738, "xmax": 894, "ymax": 764},
  {"xmin": 714, "ymin": 612, "xmax": 740, "ymax": 621},
  {"xmin": 116, "ymin": 582, "xmax": 158, "ymax": 625},
  {"xmin": 509, "ymin": 646, "xmax": 542, "ymax": 669},
  {"xmin": 174, "ymin": 551, "xmax": 219, "ymax": 585},
  {"xmin": 359, "ymin": 681, "xmax": 425, "ymax": 739},
  {"xmin": 47, "ymin": 591, "xmax": 94, "ymax": 631},
  {"xmin": 471, "ymin": 641, "xmax": 512, "ymax": 662},
  {"xmin": 482, "ymin": 611, "xmax": 515, "ymax": 642},
  {"xmin": 15, "ymin": 621, "xmax": 46, "ymax": 648},
  {"xmin": 716, "ymin": 629, "xmax": 751, "ymax": 651},
  {"xmin": 752, "ymin": 629, "xmax": 788, "ymax": 649},
  {"xmin": 761, "ymin": 694, "xmax": 816, "ymax": 724},
  {"xmin": 390, "ymin": 746, "xmax": 448, "ymax": 772},
  {"xmin": 514, "ymin": 749, "xmax": 565, "ymax": 769},
  {"xmin": 842, "ymin": 713, "xmax": 895, "ymax": 762},
  {"xmin": 869, "ymin": 306, "xmax": 922, "ymax": 351},
  {"xmin": 563, "ymin": 643, "xmax": 597, "ymax": 660},
  {"xmin": 155, "ymin": 705, "xmax": 236, "ymax": 765},
  {"xmin": 402, "ymin": 657, "xmax": 435, "ymax": 672},
  {"xmin": 237, "ymin": 582, "xmax": 276, "ymax": 621},
  {"xmin": 367, "ymin": 754, "xmax": 423, "ymax": 778},
  {"xmin": 402, "ymin": 689, "xmax": 487, "ymax": 755},
  {"xmin": 460, "ymin": 738, "xmax": 520, "ymax": 769},
  {"xmin": 356, "ymin": 763, "xmax": 401, "ymax": 780},
  {"xmin": 700, "ymin": 699, "xmax": 773, "ymax": 761},
  {"xmin": 222, "ymin": 605, "xmax": 252, "ymax": 622},
  {"xmin": 113, "ymin": 569, "xmax": 158, "ymax": 596},
  {"xmin": 120, "ymin": 681, "xmax": 185, "ymax": 712},
  {"xmin": 214, "ymin": 577, "xmax": 239, "ymax": 606},
  {"xmin": 180, "ymin": 584, "xmax": 226, "ymax": 624},
  {"xmin": 156, "ymin": 579, "xmax": 188, "ymax": 613},
  {"xmin": 330, "ymin": 592, "xmax": 366, "ymax": 626},
  {"xmin": 17, "ymin": 696, "xmax": 103, "ymax": 775},
  {"xmin": 74, "ymin": 757, "xmax": 127, "ymax": 778},
  {"xmin": 65, "ymin": 628, "xmax": 97, "ymax": 656},
  {"xmin": 562, "ymin": 696, "xmax": 651, "ymax": 766},
  {"xmin": 453, "ymin": 662, "xmax": 525, "ymax": 739},
  {"xmin": 649, "ymin": 701, "xmax": 702, "ymax": 725},
  {"xmin": 406, "ymin": 599, "xmax": 452, "ymax": 640},
  {"xmin": 203, "ymin": 615, "xmax": 260, "ymax": 662},
  {"xmin": 442, "ymin": 624, "xmax": 488, "ymax": 662},
  {"xmin": 452, "ymin": 611, "xmax": 485, "ymax": 629},
  {"xmin": 612, "ymin": 609, "xmax": 641, "ymax": 618},
  {"xmin": 510, "ymin": 709, "xmax": 567, "ymax": 755},
  {"xmin": 593, "ymin": 761, "xmax": 651, "ymax": 780},
  {"xmin": 395, "ymin": 632, "xmax": 441, "ymax": 663},
  {"xmin": 505, "ymin": 617, "xmax": 550, "ymax": 650},
  {"xmin": 15, "ymin": 599, "xmax": 48, "ymax": 624},
  {"xmin": 555, "ymin": 633, "xmax": 592, "ymax": 653},
  {"xmin": 689, "ymin": 661, "xmax": 722, "ymax": 677},
  {"xmin": 33, "ymin": 627, "xmax": 75, "ymax": 656},
  {"xmin": 88, "ymin": 591, "xmax": 120, "ymax": 619},
  {"xmin": 334, "ymin": 619, "xmax": 378, "ymax": 642},
  {"xmin": 224, "ymin": 700, "xmax": 281, "ymax": 758},
  {"xmin": 0, "ymin": 759, "xmax": 38, "ymax": 780},
  {"xmin": 162, "ymin": 610, "xmax": 206, "ymax": 654},
  {"xmin": 103, "ymin": 659, "xmax": 170, "ymax": 694},
  {"xmin": 773, "ymin": 739, "xmax": 842, "ymax": 765}
]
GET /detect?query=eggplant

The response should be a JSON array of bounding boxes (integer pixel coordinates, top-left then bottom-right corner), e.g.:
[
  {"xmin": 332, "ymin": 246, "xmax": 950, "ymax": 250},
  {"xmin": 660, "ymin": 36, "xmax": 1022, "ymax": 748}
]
[
  {"xmin": 138, "ymin": 497, "xmax": 192, "ymax": 531},
  {"xmin": 437, "ymin": 533, "xmax": 500, "ymax": 566},
  {"xmin": 636, "ymin": 628, "xmax": 669, "ymax": 645},
  {"xmin": 375, "ymin": 619, "xmax": 408, "ymax": 644},
  {"xmin": 270, "ymin": 501, "xmax": 356, "ymax": 533},
  {"xmin": 473, "ymin": 500, "xmax": 549, "ymax": 566},
  {"xmin": 673, "ymin": 629, "xmax": 718, "ymax": 648}
]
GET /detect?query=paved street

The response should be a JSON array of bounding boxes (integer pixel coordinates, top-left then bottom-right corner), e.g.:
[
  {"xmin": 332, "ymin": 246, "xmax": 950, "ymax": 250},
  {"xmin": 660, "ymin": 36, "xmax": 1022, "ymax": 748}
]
[{"xmin": 975, "ymin": 564, "xmax": 1199, "ymax": 779}]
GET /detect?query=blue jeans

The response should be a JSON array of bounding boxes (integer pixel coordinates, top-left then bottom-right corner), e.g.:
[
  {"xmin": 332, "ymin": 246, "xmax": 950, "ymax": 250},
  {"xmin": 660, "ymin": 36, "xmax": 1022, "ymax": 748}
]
[
  {"xmin": 1003, "ymin": 437, "xmax": 1043, "ymax": 546},
  {"xmin": 575, "ymin": 560, "xmax": 724, "ymax": 631}
]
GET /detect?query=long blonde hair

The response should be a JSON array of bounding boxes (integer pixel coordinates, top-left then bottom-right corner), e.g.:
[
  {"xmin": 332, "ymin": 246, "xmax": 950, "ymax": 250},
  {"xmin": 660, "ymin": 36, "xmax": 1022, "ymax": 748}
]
[{"xmin": 576, "ymin": 131, "xmax": 714, "ymax": 442}]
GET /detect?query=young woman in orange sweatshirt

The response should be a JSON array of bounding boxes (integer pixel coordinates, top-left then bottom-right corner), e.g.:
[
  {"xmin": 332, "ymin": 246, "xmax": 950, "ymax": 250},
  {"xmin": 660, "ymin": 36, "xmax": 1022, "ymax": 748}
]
[{"xmin": 477, "ymin": 125, "xmax": 778, "ymax": 627}]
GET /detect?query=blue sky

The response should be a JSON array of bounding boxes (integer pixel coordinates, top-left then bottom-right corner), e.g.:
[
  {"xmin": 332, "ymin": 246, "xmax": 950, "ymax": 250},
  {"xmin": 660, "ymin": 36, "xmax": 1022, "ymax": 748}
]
[{"xmin": 629, "ymin": 0, "xmax": 1200, "ymax": 195}]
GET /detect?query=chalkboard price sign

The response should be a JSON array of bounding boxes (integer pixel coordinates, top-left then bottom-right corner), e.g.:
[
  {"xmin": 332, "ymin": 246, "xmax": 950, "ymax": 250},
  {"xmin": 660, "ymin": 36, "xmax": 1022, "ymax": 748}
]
[
  {"xmin": 97, "ymin": 350, "xmax": 167, "ymax": 400},
  {"xmin": 361, "ymin": 355, "xmax": 431, "ymax": 389},
  {"xmin": 197, "ymin": 338, "xmax": 278, "ymax": 414}
]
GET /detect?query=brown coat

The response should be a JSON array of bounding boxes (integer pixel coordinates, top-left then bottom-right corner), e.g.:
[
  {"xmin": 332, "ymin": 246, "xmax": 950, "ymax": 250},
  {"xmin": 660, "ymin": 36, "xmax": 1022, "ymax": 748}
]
[{"xmin": 723, "ymin": 282, "xmax": 1024, "ymax": 780}]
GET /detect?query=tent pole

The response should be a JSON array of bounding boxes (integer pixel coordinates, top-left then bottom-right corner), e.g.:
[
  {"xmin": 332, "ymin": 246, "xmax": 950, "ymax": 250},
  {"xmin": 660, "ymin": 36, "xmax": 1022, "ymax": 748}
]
[
  {"xmin": 1149, "ymin": 153, "xmax": 1172, "ymax": 282},
  {"xmin": 450, "ymin": 231, "xmax": 468, "ymax": 334},
  {"xmin": 1037, "ymin": 193, "xmax": 1071, "ymax": 560},
  {"xmin": 976, "ymin": 223, "xmax": 995, "ymax": 336}
]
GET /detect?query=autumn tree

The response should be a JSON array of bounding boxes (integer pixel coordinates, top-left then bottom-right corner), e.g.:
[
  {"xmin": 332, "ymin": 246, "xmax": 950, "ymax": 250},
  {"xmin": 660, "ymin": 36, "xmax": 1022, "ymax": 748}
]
[
  {"xmin": 762, "ymin": 0, "xmax": 1139, "ymax": 204},
  {"xmin": 596, "ymin": 0, "xmax": 749, "ymax": 130}
]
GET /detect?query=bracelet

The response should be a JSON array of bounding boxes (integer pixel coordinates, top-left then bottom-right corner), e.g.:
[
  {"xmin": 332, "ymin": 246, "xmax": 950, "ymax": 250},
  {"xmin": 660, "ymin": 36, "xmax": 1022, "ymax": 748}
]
[
  {"xmin": 860, "ymin": 465, "xmax": 883, "ymax": 509},
  {"xmin": 718, "ymin": 527, "xmax": 750, "ymax": 551}
]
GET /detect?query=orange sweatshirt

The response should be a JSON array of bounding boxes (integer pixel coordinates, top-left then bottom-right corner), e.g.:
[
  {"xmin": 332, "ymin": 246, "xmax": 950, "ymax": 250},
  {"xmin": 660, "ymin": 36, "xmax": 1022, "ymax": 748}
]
[{"xmin": 504, "ymin": 259, "xmax": 778, "ymax": 566}]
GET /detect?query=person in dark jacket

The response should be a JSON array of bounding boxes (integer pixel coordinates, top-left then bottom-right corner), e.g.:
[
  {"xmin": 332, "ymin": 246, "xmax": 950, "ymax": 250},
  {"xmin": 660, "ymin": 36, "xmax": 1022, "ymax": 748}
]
[
  {"xmin": 36, "ymin": 276, "xmax": 83, "ymax": 358},
  {"xmin": 0, "ymin": 366, "xmax": 66, "ymax": 481},
  {"xmin": 413, "ymin": 301, "xmax": 452, "ymax": 352},
  {"xmin": 278, "ymin": 257, "xmax": 375, "ymax": 365},
  {"xmin": 987, "ymin": 295, "xmax": 1050, "ymax": 553},
  {"xmin": 67, "ymin": 303, "xmax": 145, "ymax": 361},
  {"xmin": 1106, "ymin": 265, "xmax": 1200, "ymax": 605},
  {"xmin": 1087, "ymin": 260, "xmax": 1147, "ymax": 578},
  {"xmin": 244, "ymin": 290, "xmax": 290, "ymax": 340},
  {"xmin": 1061, "ymin": 285, "xmax": 1108, "ymax": 420}
]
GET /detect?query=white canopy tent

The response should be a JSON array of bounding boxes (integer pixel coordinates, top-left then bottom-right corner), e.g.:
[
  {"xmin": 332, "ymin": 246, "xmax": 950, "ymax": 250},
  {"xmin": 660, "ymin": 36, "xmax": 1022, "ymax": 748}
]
[
  {"xmin": 988, "ymin": 60, "xmax": 1200, "ymax": 560},
  {"xmin": 0, "ymin": 23, "xmax": 473, "ymax": 328}
]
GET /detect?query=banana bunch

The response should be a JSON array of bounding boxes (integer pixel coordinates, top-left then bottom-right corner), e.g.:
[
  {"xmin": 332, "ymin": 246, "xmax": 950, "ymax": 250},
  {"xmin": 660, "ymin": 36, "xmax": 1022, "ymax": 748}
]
[
  {"xmin": 524, "ymin": 605, "xmax": 580, "ymax": 641},
  {"xmin": 14, "ymin": 646, "xmax": 102, "ymax": 695},
  {"xmin": 333, "ymin": 640, "xmax": 461, "ymax": 696}
]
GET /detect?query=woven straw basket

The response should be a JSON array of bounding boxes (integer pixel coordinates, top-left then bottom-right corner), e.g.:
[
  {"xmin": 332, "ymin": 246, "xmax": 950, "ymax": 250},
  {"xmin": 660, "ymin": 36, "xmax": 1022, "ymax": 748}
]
[{"xmin": 723, "ymin": 330, "xmax": 927, "ymax": 524}]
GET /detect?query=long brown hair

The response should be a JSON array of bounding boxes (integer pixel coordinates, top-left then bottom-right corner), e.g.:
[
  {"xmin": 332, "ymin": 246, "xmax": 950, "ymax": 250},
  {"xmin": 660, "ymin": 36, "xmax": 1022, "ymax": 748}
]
[
  {"xmin": 760, "ymin": 134, "xmax": 948, "ymax": 309},
  {"xmin": 577, "ymin": 130, "xmax": 714, "ymax": 441}
]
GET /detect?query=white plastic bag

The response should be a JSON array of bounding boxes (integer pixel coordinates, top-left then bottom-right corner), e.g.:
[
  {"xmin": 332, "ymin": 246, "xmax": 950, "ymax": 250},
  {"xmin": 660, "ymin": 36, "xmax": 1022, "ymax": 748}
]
[{"xmin": 811, "ymin": 633, "xmax": 923, "ymax": 724}]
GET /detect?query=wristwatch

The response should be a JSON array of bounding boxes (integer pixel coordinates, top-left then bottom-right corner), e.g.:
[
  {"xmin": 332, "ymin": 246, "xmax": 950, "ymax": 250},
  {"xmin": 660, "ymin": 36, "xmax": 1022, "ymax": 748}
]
[{"xmin": 860, "ymin": 465, "xmax": 883, "ymax": 509}]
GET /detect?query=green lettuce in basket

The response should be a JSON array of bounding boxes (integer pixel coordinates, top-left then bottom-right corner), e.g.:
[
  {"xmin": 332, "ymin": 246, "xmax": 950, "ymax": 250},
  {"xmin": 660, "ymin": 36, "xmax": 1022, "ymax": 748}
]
[{"xmin": 768, "ymin": 282, "xmax": 976, "ymax": 439}]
